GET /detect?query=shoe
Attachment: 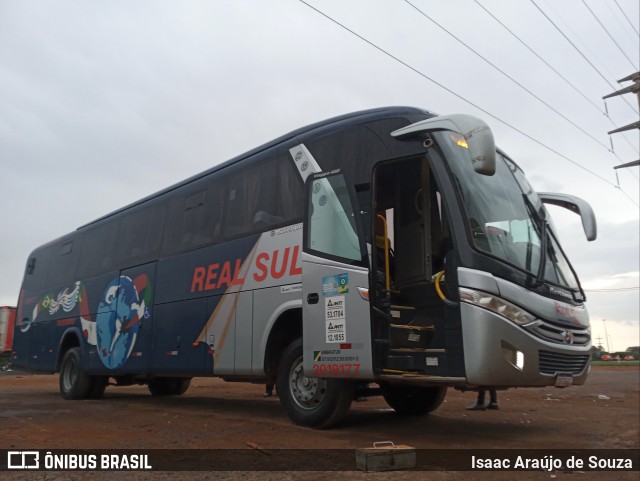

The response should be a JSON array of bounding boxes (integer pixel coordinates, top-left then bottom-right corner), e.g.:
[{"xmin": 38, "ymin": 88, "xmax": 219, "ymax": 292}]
[
  {"xmin": 263, "ymin": 392, "xmax": 272, "ymax": 397},
  {"xmin": 466, "ymin": 403, "xmax": 486, "ymax": 411},
  {"xmin": 487, "ymin": 402, "xmax": 499, "ymax": 410}
]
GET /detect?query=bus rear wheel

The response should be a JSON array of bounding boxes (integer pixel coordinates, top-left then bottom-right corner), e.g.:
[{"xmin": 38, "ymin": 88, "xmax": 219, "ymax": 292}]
[
  {"xmin": 276, "ymin": 339, "xmax": 353, "ymax": 428},
  {"xmin": 381, "ymin": 383, "xmax": 447, "ymax": 416},
  {"xmin": 59, "ymin": 347, "xmax": 93, "ymax": 400},
  {"xmin": 148, "ymin": 377, "xmax": 192, "ymax": 396}
]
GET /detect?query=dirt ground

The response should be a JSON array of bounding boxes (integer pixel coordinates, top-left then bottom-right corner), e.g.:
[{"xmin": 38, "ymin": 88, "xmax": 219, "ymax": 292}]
[{"xmin": 0, "ymin": 365, "xmax": 638, "ymax": 480}]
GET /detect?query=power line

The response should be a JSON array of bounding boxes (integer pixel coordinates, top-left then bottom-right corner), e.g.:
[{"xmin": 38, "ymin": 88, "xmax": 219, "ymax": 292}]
[
  {"xmin": 474, "ymin": 0, "xmax": 604, "ymax": 115},
  {"xmin": 540, "ymin": 0, "xmax": 634, "ymax": 87},
  {"xmin": 474, "ymin": 0, "xmax": 639, "ymax": 162},
  {"xmin": 581, "ymin": 0, "xmax": 638, "ymax": 70},
  {"xmin": 296, "ymin": 0, "xmax": 640, "ymax": 207},
  {"xmin": 584, "ymin": 287, "xmax": 640, "ymax": 292},
  {"xmin": 615, "ymin": 0, "xmax": 640, "ymax": 37},
  {"xmin": 541, "ymin": 0, "xmax": 626, "ymax": 82},
  {"xmin": 404, "ymin": 0, "xmax": 633, "ymax": 162},
  {"xmin": 531, "ymin": 0, "xmax": 639, "ymax": 116},
  {"xmin": 605, "ymin": 1, "xmax": 640, "ymax": 45}
]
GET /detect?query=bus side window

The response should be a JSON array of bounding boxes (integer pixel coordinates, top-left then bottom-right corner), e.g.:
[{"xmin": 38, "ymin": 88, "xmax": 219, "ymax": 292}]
[
  {"xmin": 251, "ymin": 161, "xmax": 283, "ymax": 230},
  {"xmin": 77, "ymin": 220, "xmax": 120, "ymax": 279},
  {"xmin": 116, "ymin": 202, "xmax": 166, "ymax": 265},
  {"xmin": 45, "ymin": 239, "xmax": 79, "ymax": 287},
  {"xmin": 224, "ymin": 154, "xmax": 304, "ymax": 238},
  {"xmin": 24, "ymin": 248, "xmax": 52, "ymax": 291},
  {"xmin": 225, "ymin": 170, "xmax": 258, "ymax": 238},
  {"xmin": 274, "ymin": 153, "xmax": 304, "ymax": 224},
  {"xmin": 162, "ymin": 180, "xmax": 225, "ymax": 255}
]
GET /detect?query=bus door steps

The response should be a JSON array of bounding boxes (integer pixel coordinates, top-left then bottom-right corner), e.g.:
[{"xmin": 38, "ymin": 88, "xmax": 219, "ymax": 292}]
[
  {"xmin": 390, "ymin": 304, "xmax": 415, "ymax": 311},
  {"xmin": 372, "ymin": 306, "xmax": 391, "ymax": 319},
  {"xmin": 388, "ymin": 348, "xmax": 445, "ymax": 353},
  {"xmin": 390, "ymin": 304, "xmax": 415, "ymax": 320},
  {"xmin": 380, "ymin": 371, "xmax": 465, "ymax": 385},
  {"xmin": 385, "ymin": 346, "xmax": 444, "ymax": 372},
  {"xmin": 389, "ymin": 323, "xmax": 434, "ymax": 349}
]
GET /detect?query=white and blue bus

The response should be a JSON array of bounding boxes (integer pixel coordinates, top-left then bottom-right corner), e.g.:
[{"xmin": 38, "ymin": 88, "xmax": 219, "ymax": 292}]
[{"xmin": 11, "ymin": 107, "xmax": 596, "ymax": 427}]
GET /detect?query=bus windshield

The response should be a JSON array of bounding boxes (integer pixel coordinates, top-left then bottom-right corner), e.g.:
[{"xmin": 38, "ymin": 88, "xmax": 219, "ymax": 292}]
[{"xmin": 436, "ymin": 131, "xmax": 580, "ymax": 290}]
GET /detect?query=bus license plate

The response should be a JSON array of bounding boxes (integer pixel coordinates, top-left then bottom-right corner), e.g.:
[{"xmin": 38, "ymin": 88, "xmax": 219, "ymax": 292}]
[{"xmin": 555, "ymin": 374, "xmax": 573, "ymax": 387}]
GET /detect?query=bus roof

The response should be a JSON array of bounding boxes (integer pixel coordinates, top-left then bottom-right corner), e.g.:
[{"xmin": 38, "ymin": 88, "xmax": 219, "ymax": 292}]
[{"xmin": 79, "ymin": 106, "xmax": 433, "ymax": 229}]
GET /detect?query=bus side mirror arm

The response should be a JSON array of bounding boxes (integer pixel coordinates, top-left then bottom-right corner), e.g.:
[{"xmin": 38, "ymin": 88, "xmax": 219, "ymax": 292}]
[{"xmin": 538, "ymin": 192, "xmax": 597, "ymax": 241}]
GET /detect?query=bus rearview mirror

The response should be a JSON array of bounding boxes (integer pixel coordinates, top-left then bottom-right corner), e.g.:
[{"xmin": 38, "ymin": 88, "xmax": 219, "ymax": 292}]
[
  {"xmin": 391, "ymin": 114, "xmax": 497, "ymax": 176},
  {"xmin": 538, "ymin": 192, "xmax": 597, "ymax": 241}
]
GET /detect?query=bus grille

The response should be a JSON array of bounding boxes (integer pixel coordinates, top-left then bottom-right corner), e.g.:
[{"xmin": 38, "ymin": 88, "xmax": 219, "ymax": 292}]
[
  {"xmin": 524, "ymin": 320, "xmax": 590, "ymax": 346},
  {"xmin": 539, "ymin": 350, "xmax": 590, "ymax": 375}
]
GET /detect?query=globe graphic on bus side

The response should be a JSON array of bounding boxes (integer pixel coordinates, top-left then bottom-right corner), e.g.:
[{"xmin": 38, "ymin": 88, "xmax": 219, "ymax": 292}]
[{"xmin": 95, "ymin": 276, "xmax": 142, "ymax": 369}]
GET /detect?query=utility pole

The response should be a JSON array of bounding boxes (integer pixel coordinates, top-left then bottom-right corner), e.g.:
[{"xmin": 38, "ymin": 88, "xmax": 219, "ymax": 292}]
[
  {"xmin": 603, "ymin": 71, "xmax": 640, "ymax": 170},
  {"xmin": 595, "ymin": 335, "xmax": 604, "ymax": 350},
  {"xmin": 602, "ymin": 319, "xmax": 611, "ymax": 353}
]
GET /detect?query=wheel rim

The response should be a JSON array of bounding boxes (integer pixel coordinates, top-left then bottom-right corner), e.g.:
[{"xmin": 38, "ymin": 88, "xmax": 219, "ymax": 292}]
[
  {"xmin": 288, "ymin": 355, "xmax": 327, "ymax": 410},
  {"xmin": 62, "ymin": 356, "xmax": 78, "ymax": 392}
]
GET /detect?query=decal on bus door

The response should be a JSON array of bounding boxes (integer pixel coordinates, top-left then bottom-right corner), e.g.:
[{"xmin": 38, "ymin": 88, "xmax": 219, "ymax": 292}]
[
  {"xmin": 322, "ymin": 273, "xmax": 349, "ymax": 297},
  {"xmin": 95, "ymin": 275, "xmax": 151, "ymax": 369},
  {"xmin": 325, "ymin": 296, "xmax": 346, "ymax": 343}
]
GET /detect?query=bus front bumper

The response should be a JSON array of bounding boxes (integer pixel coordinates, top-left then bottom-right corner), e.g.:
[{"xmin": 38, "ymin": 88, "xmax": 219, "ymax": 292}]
[{"xmin": 461, "ymin": 303, "xmax": 591, "ymax": 388}]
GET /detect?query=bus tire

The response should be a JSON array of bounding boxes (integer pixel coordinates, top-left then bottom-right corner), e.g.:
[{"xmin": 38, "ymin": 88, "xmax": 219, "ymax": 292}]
[
  {"xmin": 59, "ymin": 347, "xmax": 92, "ymax": 400},
  {"xmin": 381, "ymin": 383, "xmax": 447, "ymax": 416},
  {"xmin": 88, "ymin": 376, "xmax": 109, "ymax": 399},
  {"xmin": 276, "ymin": 338, "xmax": 353, "ymax": 428},
  {"xmin": 148, "ymin": 377, "xmax": 191, "ymax": 396}
]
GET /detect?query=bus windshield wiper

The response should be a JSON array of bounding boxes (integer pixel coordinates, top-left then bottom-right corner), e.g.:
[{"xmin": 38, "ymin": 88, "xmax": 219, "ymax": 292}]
[
  {"xmin": 535, "ymin": 215, "xmax": 548, "ymax": 286},
  {"xmin": 522, "ymin": 193, "xmax": 547, "ymax": 286}
]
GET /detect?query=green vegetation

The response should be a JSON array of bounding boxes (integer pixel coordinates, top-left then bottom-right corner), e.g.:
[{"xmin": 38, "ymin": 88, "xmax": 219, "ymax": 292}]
[
  {"xmin": 0, "ymin": 356, "xmax": 11, "ymax": 371},
  {"xmin": 591, "ymin": 360, "xmax": 640, "ymax": 367}
]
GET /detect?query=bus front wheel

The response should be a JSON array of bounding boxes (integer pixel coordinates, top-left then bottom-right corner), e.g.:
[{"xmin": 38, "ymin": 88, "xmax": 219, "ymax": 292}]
[
  {"xmin": 148, "ymin": 377, "xmax": 192, "ymax": 396},
  {"xmin": 59, "ymin": 347, "xmax": 93, "ymax": 400},
  {"xmin": 276, "ymin": 339, "xmax": 353, "ymax": 428},
  {"xmin": 381, "ymin": 383, "xmax": 447, "ymax": 416}
]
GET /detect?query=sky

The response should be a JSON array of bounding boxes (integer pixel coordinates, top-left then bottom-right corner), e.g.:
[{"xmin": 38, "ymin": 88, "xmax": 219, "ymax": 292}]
[{"xmin": 0, "ymin": 0, "xmax": 638, "ymax": 352}]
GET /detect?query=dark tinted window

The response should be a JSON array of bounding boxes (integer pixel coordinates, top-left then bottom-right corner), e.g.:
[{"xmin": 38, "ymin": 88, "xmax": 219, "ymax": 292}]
[
  {"xmin": 304, "ymin": 118, "xmax": 408, "ymax": 184},
  {"xmin": 116, "ymin": 202, "xmax": 166, "ymax": 265},
  {"xmin": 45, "ymin": 238, "xmax": 80, "ymax": 286},
  {"xmin": 162, "ymin": 181, "xmax": 225, "ymax": 255},
  {"xmin": 77, "ymin": 220, "xmax": 120, "ymax": 278},
  {"xmin": 224, "ymin": 154, "xmax": 303, "ymax": 238},
  {"xmin": 278, "ymin": 153, "xmax": 305, "ymax": 221},
  {"xmin": 25, "ymin": 247, "xmax": 52, "ymax": 291},
  {"xmin": 160, "ymin": 151, "xmax": 304, "ymax": 254}
]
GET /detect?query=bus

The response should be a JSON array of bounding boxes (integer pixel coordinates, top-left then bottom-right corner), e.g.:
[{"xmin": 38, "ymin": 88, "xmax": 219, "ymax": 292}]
[{"xmin": 11, "ymin": 106, "xmax": 596, "ymax": 428}]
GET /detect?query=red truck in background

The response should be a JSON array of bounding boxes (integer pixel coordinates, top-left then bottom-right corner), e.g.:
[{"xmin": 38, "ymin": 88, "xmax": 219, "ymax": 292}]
[{"xmin": 0, "ymin": 306, "xmax": 16, "ymax": 354}]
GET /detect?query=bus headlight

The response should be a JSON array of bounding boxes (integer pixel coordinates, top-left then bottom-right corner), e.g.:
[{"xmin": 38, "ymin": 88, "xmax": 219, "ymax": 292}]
[{"xmin": 459, "ymin": 287, "xmax": 536, "ymax": 326}]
